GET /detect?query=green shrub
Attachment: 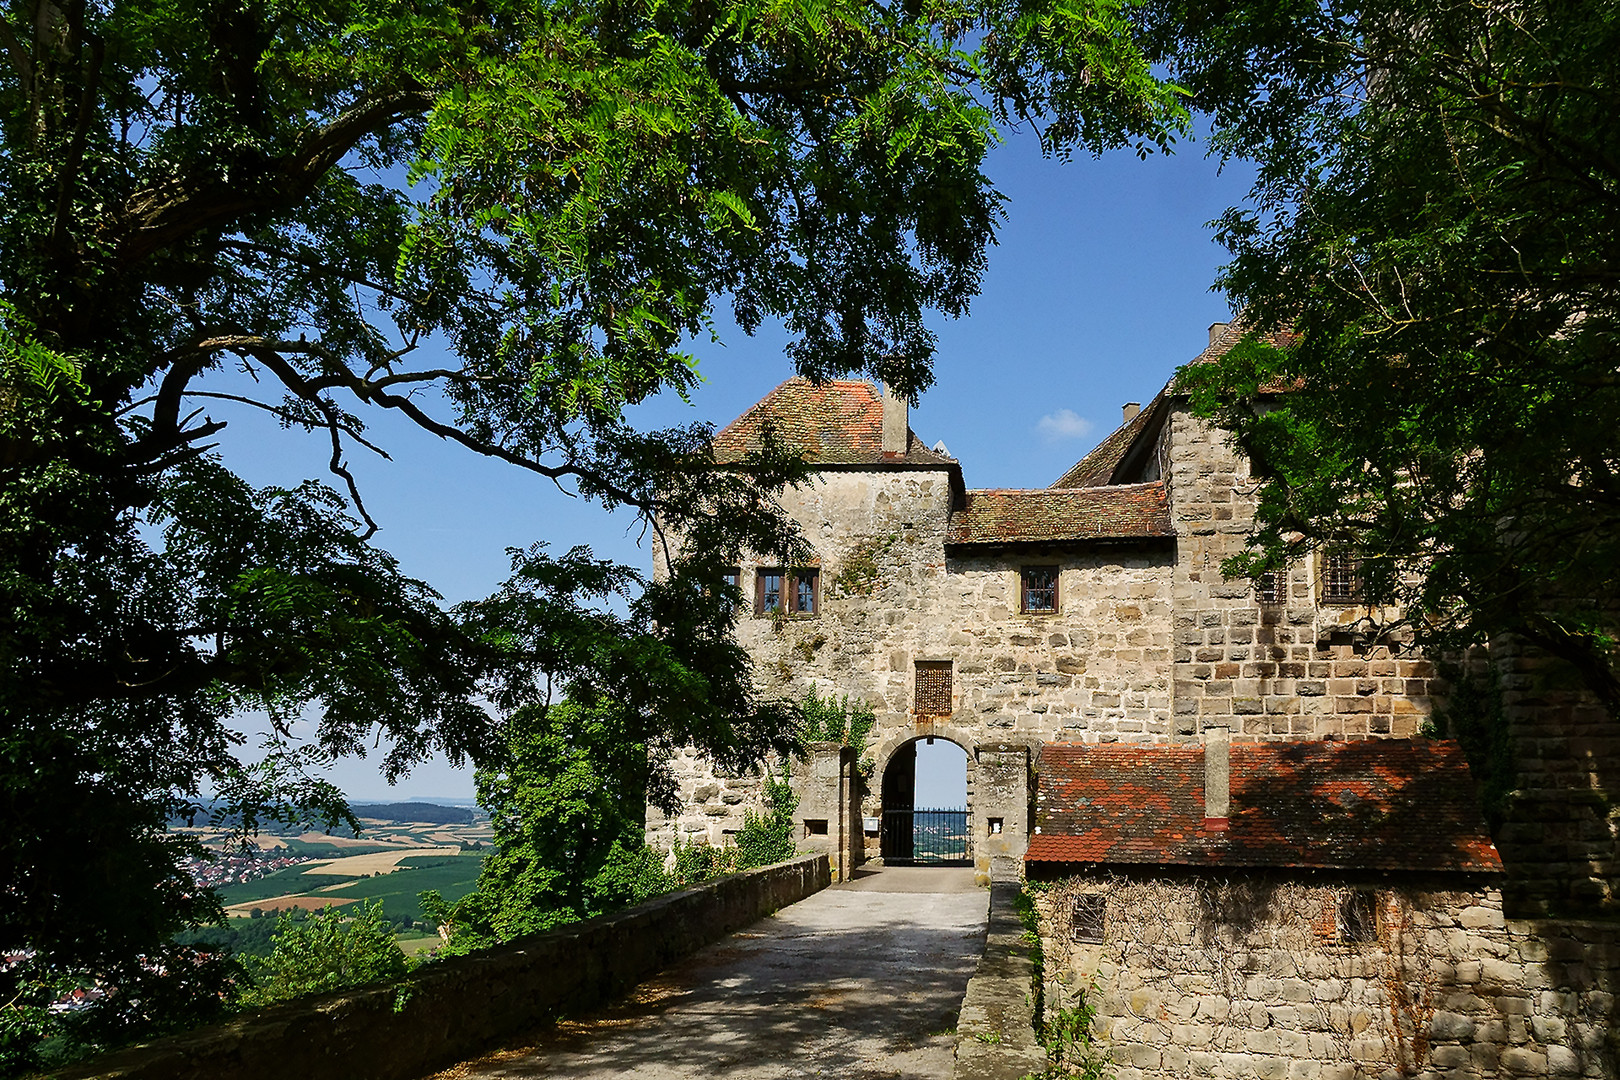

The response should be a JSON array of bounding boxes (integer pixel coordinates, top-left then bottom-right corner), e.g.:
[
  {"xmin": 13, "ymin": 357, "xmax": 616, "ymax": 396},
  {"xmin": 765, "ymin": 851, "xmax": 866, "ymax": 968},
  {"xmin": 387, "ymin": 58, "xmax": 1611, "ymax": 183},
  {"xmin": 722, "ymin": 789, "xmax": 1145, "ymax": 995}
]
[{"xmin": 241, "ymin": 902, "xmax": 407, "ymax": 1007}]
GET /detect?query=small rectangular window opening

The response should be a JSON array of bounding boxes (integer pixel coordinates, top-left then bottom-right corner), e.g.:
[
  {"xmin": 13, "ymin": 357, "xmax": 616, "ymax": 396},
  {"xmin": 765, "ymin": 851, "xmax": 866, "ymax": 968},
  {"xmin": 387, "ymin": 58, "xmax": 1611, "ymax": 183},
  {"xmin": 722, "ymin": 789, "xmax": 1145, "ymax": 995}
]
[
  {"xmin": 756, "ymin": 567, "xmax": 818, "ymax": 616},
  {"xmin": 915, "ymin": 661, "xmax": 953, "ymax": 717},
  {"xmin": 1256, "ymin": 568, "xmax": 1285, "ymax": 605},
  {"xmin": 1071, "ymin": 894, "xmax": 1106, "ymax": 943},
  {"xmin": 803, "ymin": 819, "xmax": 829, "ymax": 837},
  {"xmin": 1021, "ymin": 566, "xmax": 1059, "ymax": 613},
  {"xmin": 795, "ymin": 569, "xmax": 819, "ymax": 614},
  {"xmin": 757, "ymin": 570, "xmax": 785, "ymax": 614},
  {"xmin": 1339, "ymin": 890, "xmax": 1378, "ymax": 943},
  {"xmin": 987, "ymin": 817, "xmax": 1004, "ymax": 835},
  {"xmin": 1321, "ymin": 552, "xmax": 1361, "ymax": 605}
]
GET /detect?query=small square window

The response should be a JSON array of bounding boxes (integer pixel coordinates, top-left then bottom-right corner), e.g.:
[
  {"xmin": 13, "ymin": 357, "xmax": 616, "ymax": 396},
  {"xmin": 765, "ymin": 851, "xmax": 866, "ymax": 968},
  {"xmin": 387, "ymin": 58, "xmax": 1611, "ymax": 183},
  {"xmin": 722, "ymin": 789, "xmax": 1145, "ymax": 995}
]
[
  {"xmin": 1339, "ymin": 890, "xmax": 1378, "ymax": 943},
  {"xmin": 803, "ymin": 819, "xmax": 829, "ymax": 836},
  {"xmin": 1021, "ymin": 567, "xmax": 1059, "ymax": 613},
  {"xmin": 1071, "ymin": 893, "xmax": 1106, "ymax": 943},
  {"xmin": 987, "ymin": 817, "xmax": 1003, "ymax": 835},
  {"xmin": 1321, "ymin": 552, "xmax": 1361, "ymax": 605}
]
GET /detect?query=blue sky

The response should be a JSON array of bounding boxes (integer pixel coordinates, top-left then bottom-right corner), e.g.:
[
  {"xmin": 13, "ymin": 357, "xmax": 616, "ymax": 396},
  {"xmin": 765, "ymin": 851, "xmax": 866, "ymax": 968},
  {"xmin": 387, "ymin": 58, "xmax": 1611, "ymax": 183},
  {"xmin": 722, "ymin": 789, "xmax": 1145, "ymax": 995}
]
[{"xmin": 211, "ymin": 125, "xmax": 1256, "ymax": 804}]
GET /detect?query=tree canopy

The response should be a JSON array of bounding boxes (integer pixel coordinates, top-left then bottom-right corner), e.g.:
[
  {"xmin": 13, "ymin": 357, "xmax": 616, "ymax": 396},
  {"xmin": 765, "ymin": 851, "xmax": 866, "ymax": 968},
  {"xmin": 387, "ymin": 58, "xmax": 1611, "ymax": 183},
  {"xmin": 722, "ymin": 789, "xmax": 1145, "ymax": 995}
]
[
  {"xmin": 1166, "ymin": 0, "xmax": 1620, "ymax": 708},
  {"xmin": 0, "ymin": 0, "xmax": 1187, "ymax": 1065}
]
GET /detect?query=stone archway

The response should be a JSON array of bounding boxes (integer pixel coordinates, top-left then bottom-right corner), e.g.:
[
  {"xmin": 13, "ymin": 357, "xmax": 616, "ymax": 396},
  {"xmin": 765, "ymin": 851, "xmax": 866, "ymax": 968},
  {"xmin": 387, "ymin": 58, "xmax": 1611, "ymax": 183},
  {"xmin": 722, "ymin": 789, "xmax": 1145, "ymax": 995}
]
[
  {"xmin": 865, "ymin": 727, "xmax": 1034, "ymax": 884},
  {"xmin": 876, "ymin": 733, "xmax": 972, "ymax": 866}
]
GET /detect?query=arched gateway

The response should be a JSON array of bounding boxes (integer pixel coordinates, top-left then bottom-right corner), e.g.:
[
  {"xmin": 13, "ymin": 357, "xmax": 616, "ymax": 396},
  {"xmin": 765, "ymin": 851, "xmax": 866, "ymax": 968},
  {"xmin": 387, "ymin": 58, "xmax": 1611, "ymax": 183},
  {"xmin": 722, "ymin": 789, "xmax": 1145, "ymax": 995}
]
[
  {"xmin": 789, "ymin": 728, "xmax": 1032, "ymax": 885},
  {"xmin": 878, "ymin": 735, "xmax": 970, "ymax": 865}
]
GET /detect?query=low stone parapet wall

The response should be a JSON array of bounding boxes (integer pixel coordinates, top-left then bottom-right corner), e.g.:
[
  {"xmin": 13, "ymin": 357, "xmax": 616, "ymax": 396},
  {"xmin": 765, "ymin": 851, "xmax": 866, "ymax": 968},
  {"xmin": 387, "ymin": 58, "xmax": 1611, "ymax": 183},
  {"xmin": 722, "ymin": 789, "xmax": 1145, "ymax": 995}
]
[
  {"xmin": 953, "ymin": 883, "xmax": 1046, "ymax": 1080},
  {"xmin": 53, "ymin": 854, "xmax": 831, "ymax": 1080}
]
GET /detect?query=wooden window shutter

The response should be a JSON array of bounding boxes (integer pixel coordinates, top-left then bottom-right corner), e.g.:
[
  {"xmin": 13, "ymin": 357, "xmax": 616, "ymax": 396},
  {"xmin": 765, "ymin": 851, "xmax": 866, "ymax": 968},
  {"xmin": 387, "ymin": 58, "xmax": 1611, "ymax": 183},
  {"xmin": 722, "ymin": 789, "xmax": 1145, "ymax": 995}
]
[{"xmin": 915, "ymin": 661, "xmax": 952, "ymax": 717}]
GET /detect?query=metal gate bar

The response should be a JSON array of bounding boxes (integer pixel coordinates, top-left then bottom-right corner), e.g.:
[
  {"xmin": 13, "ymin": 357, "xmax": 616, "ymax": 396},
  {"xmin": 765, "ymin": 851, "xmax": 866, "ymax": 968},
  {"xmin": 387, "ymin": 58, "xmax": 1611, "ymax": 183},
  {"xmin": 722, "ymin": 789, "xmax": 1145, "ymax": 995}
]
[{"xmin": 881, "ymin": 808, "xmax": 969, "ymax": 865}]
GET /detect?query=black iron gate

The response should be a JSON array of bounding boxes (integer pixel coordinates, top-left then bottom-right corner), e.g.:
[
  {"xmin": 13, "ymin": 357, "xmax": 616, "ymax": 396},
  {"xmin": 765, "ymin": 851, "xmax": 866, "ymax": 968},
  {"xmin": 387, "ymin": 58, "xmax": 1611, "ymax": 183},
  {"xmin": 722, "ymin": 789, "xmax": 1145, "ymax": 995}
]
[{"xmin": 881, "ymin": 808, "xmax": 970, "ymax": 865}]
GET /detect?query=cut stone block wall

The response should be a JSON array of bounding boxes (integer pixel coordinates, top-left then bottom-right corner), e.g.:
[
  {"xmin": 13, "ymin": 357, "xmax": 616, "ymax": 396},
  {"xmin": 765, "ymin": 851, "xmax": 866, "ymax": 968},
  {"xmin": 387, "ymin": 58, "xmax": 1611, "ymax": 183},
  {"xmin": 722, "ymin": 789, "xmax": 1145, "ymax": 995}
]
[
  {"xmin": 1166, "ymin": 409, "xmax": 1438, "ymax": 742},
  {"xmin": 647, "ymin": 467, "xmax": 1183, "ymax": 850},
  {"xmin": 1033, "ymin": 870, "xmax": 1620, "ymax": 1080},
  {"xmin": 55, "ymin": 856, "xmax": 831, "ymax": 1080}
]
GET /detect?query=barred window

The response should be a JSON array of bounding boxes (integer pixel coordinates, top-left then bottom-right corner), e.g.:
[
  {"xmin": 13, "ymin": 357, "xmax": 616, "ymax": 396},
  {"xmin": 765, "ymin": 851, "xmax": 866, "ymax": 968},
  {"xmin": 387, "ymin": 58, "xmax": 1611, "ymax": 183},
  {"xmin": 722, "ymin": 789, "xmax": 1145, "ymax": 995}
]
[
  {"xmin": 1021, "ymin": 566, "xmax": 1059, "ymax": 613},
  {"xmin": 915, "ymin": 661, "xmax": 953, "ymax": 717},
  {"xmin": 1321, "ymin": 552, "xmax": 1361, "ymax": 605},
  {"xmin": 1256, "ymin": 568, "xmax": 1286, "ymax": 605},
  {"xmin": 1071, "ymin": 893, "xmax": 1106, "ymax": 943}
]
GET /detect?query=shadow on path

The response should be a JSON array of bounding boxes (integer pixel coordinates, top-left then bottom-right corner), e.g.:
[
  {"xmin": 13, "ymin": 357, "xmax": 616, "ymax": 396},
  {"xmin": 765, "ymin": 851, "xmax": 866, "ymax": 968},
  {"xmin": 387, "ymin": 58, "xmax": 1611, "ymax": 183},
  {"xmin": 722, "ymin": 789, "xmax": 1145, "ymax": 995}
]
[{"xmin": 428, "ymin": 867, "xmax": 987, "ymax": 1080}]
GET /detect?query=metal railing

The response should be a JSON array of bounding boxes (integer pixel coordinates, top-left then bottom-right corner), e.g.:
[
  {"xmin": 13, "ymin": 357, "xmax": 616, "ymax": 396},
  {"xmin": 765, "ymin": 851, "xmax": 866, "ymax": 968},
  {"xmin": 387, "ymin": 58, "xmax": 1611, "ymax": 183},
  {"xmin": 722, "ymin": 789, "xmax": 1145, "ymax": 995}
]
[{"xmin": 881, "ymin": 808, "xmax": 970, "ymax": 865}]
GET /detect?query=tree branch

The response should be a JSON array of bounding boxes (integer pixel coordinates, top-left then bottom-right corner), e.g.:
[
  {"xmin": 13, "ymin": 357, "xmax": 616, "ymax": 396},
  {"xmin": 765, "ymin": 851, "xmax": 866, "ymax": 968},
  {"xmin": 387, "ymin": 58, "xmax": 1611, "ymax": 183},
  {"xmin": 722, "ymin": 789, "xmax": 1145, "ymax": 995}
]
[{"xmin": 116, "ymin": 89, "xmax": 434, "ymax": 266}]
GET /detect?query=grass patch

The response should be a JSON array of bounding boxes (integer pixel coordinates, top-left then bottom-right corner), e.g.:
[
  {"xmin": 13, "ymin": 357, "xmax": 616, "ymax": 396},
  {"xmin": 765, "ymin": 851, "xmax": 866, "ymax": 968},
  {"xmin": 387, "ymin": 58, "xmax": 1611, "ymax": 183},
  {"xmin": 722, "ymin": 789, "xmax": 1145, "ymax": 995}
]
[
  {"xmin": 216, "ymin": 869, "xmax": 351, "ymax": 905},
  {"xmin": 316, "ymin": 855, "xmax": 484, "ymax": 923}
]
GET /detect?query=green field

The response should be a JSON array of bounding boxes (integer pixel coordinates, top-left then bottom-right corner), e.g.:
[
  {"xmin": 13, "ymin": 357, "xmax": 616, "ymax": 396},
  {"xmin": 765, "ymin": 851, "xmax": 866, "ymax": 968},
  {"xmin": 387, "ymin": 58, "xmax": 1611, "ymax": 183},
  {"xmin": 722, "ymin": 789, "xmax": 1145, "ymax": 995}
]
[
  {"xmin": 316, "ymin": 855, "xmax": 484, "ymax": 923},
  {"xmin": 216, "ymin": 869, "xmax": 353, "ymax": 905}
]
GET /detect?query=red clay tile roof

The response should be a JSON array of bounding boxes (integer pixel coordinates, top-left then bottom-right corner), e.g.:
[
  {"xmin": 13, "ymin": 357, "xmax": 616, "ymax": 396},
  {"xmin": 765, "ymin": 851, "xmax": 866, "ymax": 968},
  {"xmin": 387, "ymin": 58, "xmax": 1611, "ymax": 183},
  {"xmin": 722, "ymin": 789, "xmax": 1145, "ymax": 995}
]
[
  {"xmin": 711, "ymin": 378, "xmax": 954, "ymax": 467},
  {"xmin": 1026, "ymin": 740, "xmax": 1503, "ymax": 874},
  {"xmin": 945, "ymin": 483, "xmax": 1172, "ymax": 546}
]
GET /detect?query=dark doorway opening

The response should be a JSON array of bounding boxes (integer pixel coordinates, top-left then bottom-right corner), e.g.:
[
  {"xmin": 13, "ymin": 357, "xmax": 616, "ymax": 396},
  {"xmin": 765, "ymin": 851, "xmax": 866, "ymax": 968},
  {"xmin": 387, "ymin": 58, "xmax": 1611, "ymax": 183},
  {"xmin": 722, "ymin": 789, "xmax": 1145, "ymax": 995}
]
[{"xmin": 880, "ymin": 738, "xmax": 969, "ymax": 865}]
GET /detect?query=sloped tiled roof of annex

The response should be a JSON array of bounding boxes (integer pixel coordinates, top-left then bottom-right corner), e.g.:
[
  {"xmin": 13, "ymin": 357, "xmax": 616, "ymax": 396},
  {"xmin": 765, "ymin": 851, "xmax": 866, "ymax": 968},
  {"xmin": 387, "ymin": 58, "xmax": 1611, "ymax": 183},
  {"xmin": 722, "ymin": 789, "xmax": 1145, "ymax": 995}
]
[
  {"xmin": 945, "ymin": 483, "xmax": 1172, "ymax": 546},
  {"xmin": 1025, "ymin": 739, "xmax": 1503, "ymax": 874},
  {"xmin": 711, "ymin": 378, "xmax": 955, "ymax": 466},
  {"xmin": 1051, "ymin": 318, "xmax": 1298, "ymax": 489}
]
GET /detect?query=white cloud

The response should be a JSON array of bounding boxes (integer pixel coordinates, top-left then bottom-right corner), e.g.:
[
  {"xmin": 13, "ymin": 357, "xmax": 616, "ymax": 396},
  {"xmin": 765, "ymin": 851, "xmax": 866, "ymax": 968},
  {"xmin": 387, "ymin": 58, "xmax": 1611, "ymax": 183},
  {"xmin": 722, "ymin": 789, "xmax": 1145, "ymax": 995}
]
[{"xmin": 1036, "ymin": 408, "xmax": 1094, "ymax": 444}]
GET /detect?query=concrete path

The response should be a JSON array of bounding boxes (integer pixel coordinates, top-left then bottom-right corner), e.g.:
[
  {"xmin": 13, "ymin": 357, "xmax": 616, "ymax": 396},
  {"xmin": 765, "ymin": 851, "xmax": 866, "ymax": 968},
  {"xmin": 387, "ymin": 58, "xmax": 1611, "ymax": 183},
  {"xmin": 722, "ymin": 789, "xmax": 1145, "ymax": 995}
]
[{"xmin": 430, "ymin": 866, "xmax": 988, "ymax": 1080}]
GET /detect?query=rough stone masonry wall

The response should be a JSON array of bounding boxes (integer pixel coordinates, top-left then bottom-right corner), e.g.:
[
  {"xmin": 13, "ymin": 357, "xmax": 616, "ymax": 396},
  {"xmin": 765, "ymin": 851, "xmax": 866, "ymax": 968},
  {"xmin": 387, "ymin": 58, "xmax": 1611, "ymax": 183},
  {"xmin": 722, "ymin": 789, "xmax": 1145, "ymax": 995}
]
[
  {"xmin": 1484, "ymin": 636, "xmax": 1620, "ymax": 917},
  {"xmin": 647, "ymin": 467, "xmax": 1179, "ymax": 850},
  {"xmin": 1166, "ymin": 407, "xmax": 1438, "ymax": 741},
  {"xmin": 1033, "ymin": 871, "xmax": 1620, "ymax": 1080},
  {"xmin": 57, "ymin": 856, "xmax": 831, "ymax": 1080}
]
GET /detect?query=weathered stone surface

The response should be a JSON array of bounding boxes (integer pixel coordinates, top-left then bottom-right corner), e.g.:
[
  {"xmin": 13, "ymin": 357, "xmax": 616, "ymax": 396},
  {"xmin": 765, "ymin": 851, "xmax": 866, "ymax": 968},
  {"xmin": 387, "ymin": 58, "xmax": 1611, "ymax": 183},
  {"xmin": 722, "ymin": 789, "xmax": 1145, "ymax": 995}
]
[
  {"xmin": 954, "ymin": 884, "xmax": 1046, "ymax": 1080},
  {"xmin": 1034, "ymin": 876, "xmax": 1620, "ymax": 1080}
]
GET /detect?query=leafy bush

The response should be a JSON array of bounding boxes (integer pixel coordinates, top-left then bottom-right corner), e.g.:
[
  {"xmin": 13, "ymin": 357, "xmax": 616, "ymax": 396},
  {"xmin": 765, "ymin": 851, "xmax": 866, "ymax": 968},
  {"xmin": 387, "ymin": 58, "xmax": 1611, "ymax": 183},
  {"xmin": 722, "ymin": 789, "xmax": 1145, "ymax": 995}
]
[
  {"xmin": 734, "ymin": 767, "xmax": 799, "ymax": 868},
  {"xmin": 240, "ymin": 903, "xmax": 407, "ymax": 1007},
  {"xmin": 800, "ymin": 685, "xmax": 877, "ymax": 779}
]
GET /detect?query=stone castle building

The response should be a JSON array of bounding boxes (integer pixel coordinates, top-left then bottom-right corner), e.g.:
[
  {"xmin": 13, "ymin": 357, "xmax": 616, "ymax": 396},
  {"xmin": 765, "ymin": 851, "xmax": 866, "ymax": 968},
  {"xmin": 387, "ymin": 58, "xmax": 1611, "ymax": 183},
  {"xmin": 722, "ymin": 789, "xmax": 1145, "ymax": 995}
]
[
  {"xmin": 649, "ymin": 321, "xmax": 1450, "ymax": 883},
  {"xmin": 647, "ymin": 319, "xmax": 1620, "ymax": 1077}
]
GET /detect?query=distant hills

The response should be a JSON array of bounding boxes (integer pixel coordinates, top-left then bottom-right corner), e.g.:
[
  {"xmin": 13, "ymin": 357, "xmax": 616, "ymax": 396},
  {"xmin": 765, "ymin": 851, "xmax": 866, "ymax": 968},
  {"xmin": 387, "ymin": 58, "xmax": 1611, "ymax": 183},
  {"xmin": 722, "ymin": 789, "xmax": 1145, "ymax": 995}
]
[
  {"xmin": 171, "ymin": 800, "xmax": 484, "ymax": 830},
  {"xmin": 350, "ymin": 802, "xmax": 480, "ymax": 825}
]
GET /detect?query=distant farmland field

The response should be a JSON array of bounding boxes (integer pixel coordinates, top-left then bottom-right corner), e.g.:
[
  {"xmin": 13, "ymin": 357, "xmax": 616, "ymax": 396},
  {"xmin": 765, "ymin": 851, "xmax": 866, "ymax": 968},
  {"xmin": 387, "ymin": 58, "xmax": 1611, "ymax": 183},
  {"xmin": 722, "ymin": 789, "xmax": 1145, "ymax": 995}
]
[
  {"xmin": 217, "ymin": 870, "xmax": 352, "ymax": 905},
  {"xmin": 317, "ymin": 855, "xmax": 485, "ymax": 923},
  {"xmin": 216, "ymin": 853, "xmax": 484, "ymax": 922}
]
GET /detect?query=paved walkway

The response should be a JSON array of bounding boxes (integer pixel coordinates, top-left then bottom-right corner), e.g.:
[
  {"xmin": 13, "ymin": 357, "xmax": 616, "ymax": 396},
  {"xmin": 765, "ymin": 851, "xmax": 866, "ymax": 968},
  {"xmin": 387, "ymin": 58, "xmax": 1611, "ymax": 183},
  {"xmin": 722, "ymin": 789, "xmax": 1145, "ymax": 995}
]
[{"xmin": 431, "ymin": 866, "xmax": 988, "ymax": 1080}]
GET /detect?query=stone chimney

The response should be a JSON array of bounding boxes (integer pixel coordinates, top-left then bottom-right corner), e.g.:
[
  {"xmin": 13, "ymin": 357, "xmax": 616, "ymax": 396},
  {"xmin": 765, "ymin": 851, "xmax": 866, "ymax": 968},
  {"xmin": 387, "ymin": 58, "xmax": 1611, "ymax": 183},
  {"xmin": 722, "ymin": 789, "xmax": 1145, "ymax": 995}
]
[
  {"xmin": 881, "ymin": 382, "xmax": 908, "ymax": 456},
  {"xmin": 1203, "ymin": 724, "xmax": 1230, "ymax": 832},
  {"xmin": 1208, "ymin": 321, "xmax": 1229, "ymax": 347},
  {"xmin": 1122, "ymin": 402, "xmax": 1141, "ymax": 423}
]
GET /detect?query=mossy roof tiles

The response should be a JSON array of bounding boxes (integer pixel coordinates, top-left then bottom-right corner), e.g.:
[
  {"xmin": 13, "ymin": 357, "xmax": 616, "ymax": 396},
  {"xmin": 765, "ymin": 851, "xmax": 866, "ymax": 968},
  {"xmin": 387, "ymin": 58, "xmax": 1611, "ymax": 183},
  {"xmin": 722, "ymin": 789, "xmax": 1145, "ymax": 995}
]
[
  {"xmin": 711, "ymin": 377, "xmax": 954, "ymax": 467},
  {"xmin": 945, "ymin": 483, "xmax": 1171, "ymax": 546},
  {"xmin": 1026, "ymin": 739, "xmax": 1503, "ymax": 874}
]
